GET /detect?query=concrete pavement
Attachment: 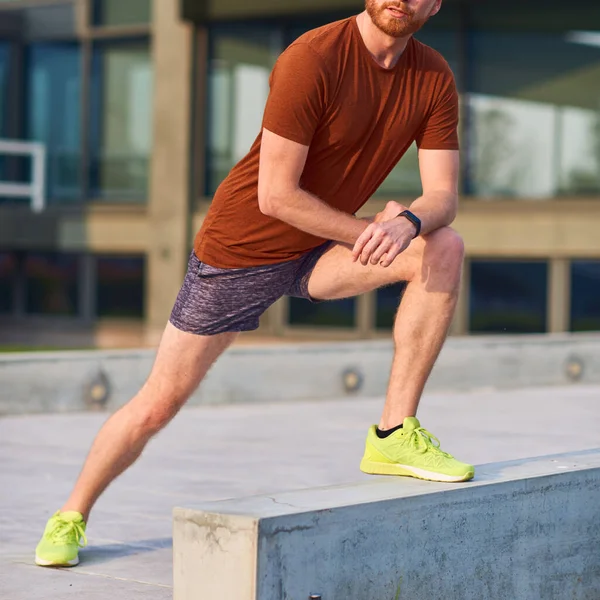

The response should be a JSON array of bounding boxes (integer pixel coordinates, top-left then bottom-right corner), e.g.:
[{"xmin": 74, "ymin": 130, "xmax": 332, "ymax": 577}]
[{"xmin": 1, "ymin": 384, "xmax": 599, "ymax": 599}]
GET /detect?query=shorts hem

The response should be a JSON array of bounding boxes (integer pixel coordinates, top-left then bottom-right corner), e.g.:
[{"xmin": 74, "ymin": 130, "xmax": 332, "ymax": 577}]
[{"xmin": 168, "ymin": 317, "xmax": 259, "ymax": 337}]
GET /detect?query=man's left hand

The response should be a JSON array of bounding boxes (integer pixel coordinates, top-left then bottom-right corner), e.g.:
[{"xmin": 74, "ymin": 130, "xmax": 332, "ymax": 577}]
[{"xmin": 352, "ymin": 215, "xmax": 417, "ymax": 268}]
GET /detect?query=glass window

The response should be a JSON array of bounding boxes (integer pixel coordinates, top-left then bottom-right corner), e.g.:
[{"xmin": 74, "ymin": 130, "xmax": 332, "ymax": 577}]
[
  {"xmin": 26, "ymin": 43, "xmax": 82, "ymax": 203},
  {"xmin": 0, "ymin": 43, "xmax": 10, "ymax": 186},
  {"xmin": 469, "ymin": 260, "xmax": 548, "ymax": 334},
  {"xmin": 96, "ymin": 255, "xmax": 145, "ymax": 318},
  {"xmin": 0, "ymin": 43, "xmax": 8, "ymax": 137},
  {"xmin": 288, "ymin": 297, "xmax": 356, "ymax": 329},
  {"xmin": 467, "ymin": 3, "xmax": 600, "ymax": 198},
  {"xmin": 571, "ymin": 261, "xmax": 600, "ymax": 332},
  {"xmin": 0, "ymin": 252, "xmax": 16, "ymax": 314},
  {"xmin": 93, "ymin": 0, "xmax": 151, "ymax": 27},
  {"xmin": 90, "ymin": 40, "xmax": 153, "ymax": 200},
  {"xmin": 376, "ymin": 283, "xmax": 407, "ymax": 329},
  {"xmin": 207, "ymin": 26, "xmax": 282, "ymax": 194},
  {"xmin": 25, "ymin": 253, "xmax": 79, "ymax": 316}
]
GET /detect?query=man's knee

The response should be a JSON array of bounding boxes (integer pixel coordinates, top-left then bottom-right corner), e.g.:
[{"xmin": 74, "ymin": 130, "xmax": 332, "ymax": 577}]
[
  {"xmin": 128, "ymin": 386, "xmax": 189, "ymax": 438},
  {"xmin": 423, "ymin": 226, "xmax": 465, "ymax": 271},
  {"xmin": 139, "ymin": 403, "xmax": 180, "ymax": 436}
]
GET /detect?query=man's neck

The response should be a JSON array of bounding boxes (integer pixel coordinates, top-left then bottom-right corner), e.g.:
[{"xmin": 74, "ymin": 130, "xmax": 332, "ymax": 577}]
[{"xmin": 356, "ymin": 11, "xmax": 411, "ymax": 69}]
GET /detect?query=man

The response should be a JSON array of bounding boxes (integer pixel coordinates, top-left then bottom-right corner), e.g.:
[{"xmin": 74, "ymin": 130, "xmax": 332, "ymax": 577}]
[{"xmin": 35, "ymin": 0, "xmax": 473, "ymax": 568}]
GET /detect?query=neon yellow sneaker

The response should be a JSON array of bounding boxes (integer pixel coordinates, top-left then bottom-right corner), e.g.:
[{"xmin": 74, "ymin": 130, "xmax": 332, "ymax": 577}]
[
  {"xmin": 35, "ymin": 511, "xmax": 87, "ymax": 567},
  {"xmin": 360, "ymin": 417, "xmax": 474, "ymax": 483}
]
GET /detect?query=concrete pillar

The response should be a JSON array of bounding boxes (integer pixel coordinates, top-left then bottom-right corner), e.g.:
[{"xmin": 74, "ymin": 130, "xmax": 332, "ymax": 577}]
[
  {"xmin": 79, "ymin": 253, "xmax": 96, "ymax": 322},
  {"xmin": 357, "ymin": 292, "xmax": 375, "ymax": 338},
  {"xmin": 264, "ymin": 297, "xmax": 288, "ymax": 337},
  {"xmin": 146, "ymin": 0, "xmax": 193, "ymax": 343},
  {"xmin": 548, "ymin": 258, "xmax": 570, "ymax": 334},
  {"xmin": 450, "ymin": 257, "xmax": 470, "ymax": 336}
]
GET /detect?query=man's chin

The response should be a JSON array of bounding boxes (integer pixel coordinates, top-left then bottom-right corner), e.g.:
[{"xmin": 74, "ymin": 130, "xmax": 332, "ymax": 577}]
[
  {"xmin": 373, "ymin": 14, "xmax": 429, "ymax": 38},
  {"xmin": 375, "ymin": 20, "xmax": 416, "ymax": 38}
]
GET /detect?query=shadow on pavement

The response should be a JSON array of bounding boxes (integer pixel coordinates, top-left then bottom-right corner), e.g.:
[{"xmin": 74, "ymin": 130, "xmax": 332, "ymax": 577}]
[{"xmin": 81, "ymin": 537, "xmax": 172, "ymax": 566}]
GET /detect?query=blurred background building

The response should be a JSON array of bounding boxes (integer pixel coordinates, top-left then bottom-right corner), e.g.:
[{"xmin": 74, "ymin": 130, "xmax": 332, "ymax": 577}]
[{"xmin": 0, "ymin": 0, "xmax": 598, "ymax": 348}]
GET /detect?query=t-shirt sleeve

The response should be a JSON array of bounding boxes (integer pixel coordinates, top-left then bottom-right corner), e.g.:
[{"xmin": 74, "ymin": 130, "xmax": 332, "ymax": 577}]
[
  {"xmin": 415, "ymin": 67, "xmax": 460, "ymax": 151},
  {"xmin": 262, "ymin": 43, "xmax": 328, "ymax": 146}
]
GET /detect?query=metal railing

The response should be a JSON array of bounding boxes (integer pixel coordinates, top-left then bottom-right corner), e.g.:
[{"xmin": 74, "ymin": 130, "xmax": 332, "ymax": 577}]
[{"xmin": 0, "ymin": 139, "xmax": 46, "ymax": 213}]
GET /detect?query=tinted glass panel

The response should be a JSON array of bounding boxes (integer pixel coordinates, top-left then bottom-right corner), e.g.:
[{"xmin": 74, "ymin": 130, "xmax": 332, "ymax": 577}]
[
  {"xmin": 90, "ymin": 41, "xmax": 153, "ymax": 200},
  {"xmin": 376, "ymin": 282, "xmax": 407, "ymax": 330},
  {"xmin": 470, "ymin": 260, "xmax": 548, "ymax": 333},
  {"xmin": 27, "ymin": 43, "xmax": 82, "ymax": 202},
  {"xmin": 571, "ymin": 261, "xmax": 600, "ymax": 332},
  {"xmin": 0, "ymin": 251, "xmax": 16, "ymax": 313},
  {"xmin": 94, "ymin": 0, "xmax": 151, "ymax": 27},
  {"xmin": 96, "ymin": 256, "xmax": 145, "ymax": 318},
  {"xmin": 467, "ymin": 2, "xmax": 600, "ymax": 198},
  {"xmin": 0, "ymin": 42, "xmax": 9, "ymax": 184},
  {"xmin": 289, "ymin": 297, "xmax": 356, "ymax": 328},
  {"xmin": 0, "ymin": 43, "xmax": 8, "ymax": 137},
  {"xmin": 25, "ymin": 253, "xmax": 79, "ymax": 316}
]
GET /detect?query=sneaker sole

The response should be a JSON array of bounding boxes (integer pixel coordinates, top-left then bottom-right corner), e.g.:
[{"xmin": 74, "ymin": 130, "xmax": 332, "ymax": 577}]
[
  {"xmin": 35, "ymin": 555, "xmax": 79, "ymax": 567},
  {"xmin": 360, "ymin": 459, "xmax": 474, "ymax": 483}
]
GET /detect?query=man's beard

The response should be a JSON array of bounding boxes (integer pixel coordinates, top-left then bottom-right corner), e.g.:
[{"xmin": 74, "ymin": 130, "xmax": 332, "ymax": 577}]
[{"xmin": 365, "ymin": 0, "xmax": 431, "ymax": 38}]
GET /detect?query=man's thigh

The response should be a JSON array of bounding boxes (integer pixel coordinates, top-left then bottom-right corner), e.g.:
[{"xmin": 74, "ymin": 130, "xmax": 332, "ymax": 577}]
[{"xmin": 306, "ymin": 237, "xmax": 425, "ymax": 301}]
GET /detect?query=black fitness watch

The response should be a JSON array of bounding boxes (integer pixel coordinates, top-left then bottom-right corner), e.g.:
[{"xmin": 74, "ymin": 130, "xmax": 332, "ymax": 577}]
[{"xmin": 397, "ymin": 210, "xmax": 421, "ymax": 238}]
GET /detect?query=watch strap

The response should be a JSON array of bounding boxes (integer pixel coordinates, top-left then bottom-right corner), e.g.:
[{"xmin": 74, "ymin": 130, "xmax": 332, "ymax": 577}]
[{"xmin": 397, "ymin": 210, "xmax": 421, "ymax": 238}]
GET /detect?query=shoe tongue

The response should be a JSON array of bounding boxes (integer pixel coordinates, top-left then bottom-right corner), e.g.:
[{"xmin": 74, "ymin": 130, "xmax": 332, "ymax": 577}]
[
  {"xmin": 403, "ymin": 417, "xmax": 421, "ymax": 431},
  {"xmin": 60, "ymin": 511, "xmax": 84, "ymax": 523}
]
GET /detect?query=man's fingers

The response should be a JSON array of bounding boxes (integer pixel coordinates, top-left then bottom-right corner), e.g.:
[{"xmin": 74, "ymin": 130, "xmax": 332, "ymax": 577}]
[
  {"xmin": 360, "ymin": 230, "xmax": 385, "ymax": 265},
  {"xmin": 370, "ymin": 238, "xmax": 392, "ymax": 265},
  {"xmin": 352, "ymin": 226, "xmax": 375, "ymax": 261},
  {"xmin": 380, "ymin": 244, "xmax": 402, "ymax": 268}
]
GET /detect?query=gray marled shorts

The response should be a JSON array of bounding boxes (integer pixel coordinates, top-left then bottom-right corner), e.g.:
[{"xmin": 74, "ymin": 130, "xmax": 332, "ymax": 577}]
[{"xmin": 169, "ymin": 243, "xmax": 331, "ymax": 336}]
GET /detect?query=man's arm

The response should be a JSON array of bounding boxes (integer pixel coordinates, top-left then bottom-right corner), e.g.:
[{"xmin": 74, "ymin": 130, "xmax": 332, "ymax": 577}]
[
  {"xmin": 352, "ymin": 148, "xmax": 460, "ymax": 267},
  {"xmin": 258, "ymin": 128, "xmax": 369, "ymax": 244},
  {"xmin": 406, "ymin": 148, "xmax": 459, "ymax": 233}
]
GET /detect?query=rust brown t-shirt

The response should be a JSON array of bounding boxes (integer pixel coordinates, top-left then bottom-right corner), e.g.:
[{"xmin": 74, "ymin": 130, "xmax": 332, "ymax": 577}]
[{"xmin": 195, "ymin": 16, "xmax": 459, "ymax": 268}]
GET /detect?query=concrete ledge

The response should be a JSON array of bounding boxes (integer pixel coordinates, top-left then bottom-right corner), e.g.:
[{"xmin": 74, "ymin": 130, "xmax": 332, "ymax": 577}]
[
  {"xmin": 1, "ymin": 333, "xmax": 600, "ymax": 415},
  {"xmin": 173, "ymin": 450, "xmax": 600, "ymax": 600}
]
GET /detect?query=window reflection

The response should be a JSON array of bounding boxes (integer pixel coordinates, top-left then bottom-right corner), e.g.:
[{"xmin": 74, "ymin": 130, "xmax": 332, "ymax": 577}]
[
  {"xmin": 468, "ymin": 29, "xmax": 600, "ymax": 198},
  {"xmin": 289, "ymin": 297, "xmax": 356, "ymax": 329},
  {"xmin": 27, "ymin": 43, "xmax": 82, "ymax": 202},
  {"xmin": 0, "ymin": 251, "xmax": 16, "ymax": 313},
  {"xmin": 93, "ymin": 0, "xmax": 151, "ymax": 27},
  {"xmin": 0, "ymin": 43, "xmax": 9, "ymax": 185},
  {"xmin": 376, "ymin": 283, "xmax": 406, "ymax": 330},
  {"xmin": 96, "ymin": 256, "xmax": 145, "ymax": 318},
  {"xmin": 571, "ymin": 261, "xmax": 600, "ymax": 332},
  {"xmin": 469, "ymin": 260, "xmax": 548, "ymax": 334},
  {"xmin": 90, "ymin": 41, "xmax": 153, "ymax": 200},
  {"xmin": 0, "ymin": 43, "xmax": 7, "ymax": 137},
  {"xmin": 25, "ymin": 253, "xmax": 79, "ymax": 316}
]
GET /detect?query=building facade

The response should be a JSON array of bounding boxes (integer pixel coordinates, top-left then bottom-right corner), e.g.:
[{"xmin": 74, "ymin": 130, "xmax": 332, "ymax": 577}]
[{"xmin": 0, "ymin": 0, "xmax": 599, "ymax": 347}]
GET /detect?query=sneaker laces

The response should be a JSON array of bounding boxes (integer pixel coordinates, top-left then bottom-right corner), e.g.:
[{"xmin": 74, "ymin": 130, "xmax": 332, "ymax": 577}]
[
  {"xmin": 49, "ymin": 516, "xmax": 87, "ymax": 548},
  {"xmin": 408, "ymin": 426, "xmax": 453, "ymax": 459}
]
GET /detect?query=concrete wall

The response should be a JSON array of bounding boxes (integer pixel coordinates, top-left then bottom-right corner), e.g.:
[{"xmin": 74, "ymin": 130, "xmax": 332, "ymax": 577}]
[
  {"xmin": 1, "ymin": 333, "xmax": 600, "ymax": 415},
  {"xmin": 173, "ymin": 450, "xmax": 600, "ymax": 600}
]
